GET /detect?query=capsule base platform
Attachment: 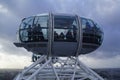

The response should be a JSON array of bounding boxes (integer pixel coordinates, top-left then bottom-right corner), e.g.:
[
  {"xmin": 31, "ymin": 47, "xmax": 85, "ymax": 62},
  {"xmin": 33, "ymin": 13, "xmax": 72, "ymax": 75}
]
[{"xmin": 14, "ymin": 55, "xmax": 104, "ymax": 80}]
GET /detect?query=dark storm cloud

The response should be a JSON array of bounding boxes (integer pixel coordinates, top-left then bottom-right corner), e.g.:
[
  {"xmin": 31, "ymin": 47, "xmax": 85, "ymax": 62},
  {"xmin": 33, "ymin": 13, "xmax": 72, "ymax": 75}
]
[
  {"xmin": 0, "ymin": 0, "xmax": 120, "ymax": 59},
  {"xmin": 0, "ymin": 0, "xmax": 55, "ymax": 40},
  {"xmin": 0, "ymin": 0, "xmax": 55, "ymax": 16}
]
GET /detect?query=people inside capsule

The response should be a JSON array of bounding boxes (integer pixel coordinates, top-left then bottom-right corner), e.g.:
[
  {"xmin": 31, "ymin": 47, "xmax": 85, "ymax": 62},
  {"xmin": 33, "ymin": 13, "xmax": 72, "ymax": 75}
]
[
  {"xmin": 66, "ymin": 30, "xmax": 73, "ymax": 41},
  {"xmin": 32, "ymin": 24, "xmax": 44, "ymax": 41},
  {"xmin": 54, "ymin": 31, "xmax": 59, "ymax": 41},
  {"xmin": 54, "ymin": 15, "xmax": 77, "ymax": 42},
  {"xmin": 81, "ymin": 18, "xmax": 103, "ymax": 45},
  {"xmin": 26, "ymin": 24, "xmax": 44, "ymax": 42},
  {"xmin": 27, "ymin": 25, "xmax": 32, "ymax": 41},
  {"xmin": 59, "ymin": 32, "xmax": 65, "ymax": 40},
  {"xmin": 19, "ymin": 15, "xmax": 103, "ymax": 45}
]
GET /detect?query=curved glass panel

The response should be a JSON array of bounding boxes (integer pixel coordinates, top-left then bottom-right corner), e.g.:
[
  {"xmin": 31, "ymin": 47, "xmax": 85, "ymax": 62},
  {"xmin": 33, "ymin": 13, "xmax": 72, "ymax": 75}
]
[
  {"xmin": 19, "ymin": 16, "xmax": 48, "ymax": 42},
  {"xmin": 81, "ymin": 18, "xmax": 103, "ymax": 45},
  {"xmin": 20, "ymin": 17, "xmax": 34, "ymax": 29},
  {"xmin": 94, "ymin": 23, "xmax": 103, "ymax": 44},
  {"xmin": 54, "ymin": 15, "xmax": 78, "ymax": 42}
]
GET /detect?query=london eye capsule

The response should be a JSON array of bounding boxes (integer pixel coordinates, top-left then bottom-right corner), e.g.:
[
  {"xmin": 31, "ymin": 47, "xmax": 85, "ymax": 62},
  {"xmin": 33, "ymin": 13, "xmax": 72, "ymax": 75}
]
[{"xmin": 14, "ymin": 13, "xmax": 103, "ymax": 57}]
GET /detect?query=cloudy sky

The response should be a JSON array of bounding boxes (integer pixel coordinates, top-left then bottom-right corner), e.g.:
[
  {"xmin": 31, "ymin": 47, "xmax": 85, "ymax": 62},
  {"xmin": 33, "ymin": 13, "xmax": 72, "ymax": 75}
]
[{"xmin": 0, "ymin": 0, "xmax": 120, "ymax": 69}]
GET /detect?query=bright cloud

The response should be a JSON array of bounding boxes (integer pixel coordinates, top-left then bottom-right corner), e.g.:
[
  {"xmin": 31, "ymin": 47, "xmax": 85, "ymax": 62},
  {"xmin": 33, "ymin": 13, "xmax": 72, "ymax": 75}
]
[
  {"xmin": 0, "ymin": 38, "xmax": 32, "ymax": 69},
  {"xmin": 0, "ymin": 44, "xmax": 2, "ymax": 49},
  {"xmin": 0, "ymin": 52, "xmax": 31, "ymax": 69},
  {"xmin": 0, "ymin": 4, "xmax": 8, "ymax": 13},
  {"xmin": 79, "ymin": 55, "xmax": 120, "ymax": 68}
]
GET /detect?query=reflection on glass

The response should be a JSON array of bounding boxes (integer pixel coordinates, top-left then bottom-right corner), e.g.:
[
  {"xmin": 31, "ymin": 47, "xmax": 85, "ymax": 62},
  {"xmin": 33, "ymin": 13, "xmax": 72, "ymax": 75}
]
[
  {"xmin": 19, "ymin": 16, "xmax": 48, "ymax": 42},
  {"xmin": 54, "ymin": 15, "xmax": 78, "ymax": 42},
  {"xmin": 81, "ymin": 18, "xmax": 103, "ymax": 45}
]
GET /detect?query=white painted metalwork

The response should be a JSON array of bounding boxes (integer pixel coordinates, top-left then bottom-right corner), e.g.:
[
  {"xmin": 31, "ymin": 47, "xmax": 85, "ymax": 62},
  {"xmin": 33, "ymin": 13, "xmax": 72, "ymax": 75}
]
[{"xmin": 14, "ymin": 56, "xmax": 104, "ymax": 80}]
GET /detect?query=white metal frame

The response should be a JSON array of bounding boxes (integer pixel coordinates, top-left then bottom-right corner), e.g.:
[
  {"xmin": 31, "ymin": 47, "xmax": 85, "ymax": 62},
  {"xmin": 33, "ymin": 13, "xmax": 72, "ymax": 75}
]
[{"xmin": 14, "ymin": 55, "xmax": 104, "ymax": 80}]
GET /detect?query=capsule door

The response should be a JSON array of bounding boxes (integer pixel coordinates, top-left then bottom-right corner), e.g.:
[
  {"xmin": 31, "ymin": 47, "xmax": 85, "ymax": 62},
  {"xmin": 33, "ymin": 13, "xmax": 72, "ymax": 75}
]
[{"xmin": 53, "ymin": 15, "xmax": 78, "ymax": 56}]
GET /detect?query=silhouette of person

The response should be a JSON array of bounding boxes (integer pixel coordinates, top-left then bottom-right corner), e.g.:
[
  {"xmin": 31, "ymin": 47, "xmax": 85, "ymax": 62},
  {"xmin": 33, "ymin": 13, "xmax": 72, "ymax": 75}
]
[
  {"xmin": 32, "ymin": 24, "xmax": 37, "ymax": 41},
  {"xmin": 59, "ymin": 32, "xmax": 65, "ymax": 40},
  {"xmin": 72, "ymin": 25, "xmax": 77, "ymax": 41},
  {"xmin": 86, "ymin": 22, "xmax": 91, "ymax": 28},
  {"xmin": 32, "ymin": 24, "xmax": 44, "ymax": 41},
  {"xmin": 54, "ymin": 31, "xmax": 59, "ymax": 41},
  {"xmin": 27, "ymin": 25, "xmax": 32, "ymax": 42},
  {"xmin": 37, "ymin": 24, "xmax": 44, "ymax": 41},
  {"xmin": 66, "ymin": 30, "xmax": 73, "ymax": 41}
]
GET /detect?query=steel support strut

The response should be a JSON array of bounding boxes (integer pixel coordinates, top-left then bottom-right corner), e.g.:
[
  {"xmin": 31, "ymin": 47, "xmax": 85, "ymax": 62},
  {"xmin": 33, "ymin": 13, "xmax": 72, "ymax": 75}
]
[{"xmin": 14, "ymin": 56, "xmax": 104, "ymax": 80}]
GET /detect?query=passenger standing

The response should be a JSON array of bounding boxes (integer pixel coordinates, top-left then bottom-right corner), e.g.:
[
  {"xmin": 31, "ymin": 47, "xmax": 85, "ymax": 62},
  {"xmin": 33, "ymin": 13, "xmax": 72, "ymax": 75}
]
[
  {"xmin": 54, "ymin": 31, "xmax": 59, "ymax": 41},
  {"xmin": 28, "ymin": 25, "xmax": 32, "ymax": 42},
  {"xmin": 59, "ymin": 32, "xmax": 65, "ymax": 41}
]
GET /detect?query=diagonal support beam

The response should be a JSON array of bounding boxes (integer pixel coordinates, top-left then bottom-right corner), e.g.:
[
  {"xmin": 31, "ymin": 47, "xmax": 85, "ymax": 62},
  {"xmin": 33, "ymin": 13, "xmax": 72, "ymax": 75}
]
[
  {"xmin": 71, "ymin": 57, "xmax": 79, "ymax": 80},
  {"xmin": 14, "ymin": 56, "xmax": 104, "ymax": 80},
  {"xmin": 26, "ymin": 58, "xmax": 51, "ymax": 80},
  {"xmin": 21, "ymin": 55, "xmax": 45, "ymax": 75},
  {"xmin": 77, "ymin": 58, "xmax": 104, "ymax": 80},
  {"xmin": 50, "ymin": 62, "xmax": 60, "ymax": 80}
]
